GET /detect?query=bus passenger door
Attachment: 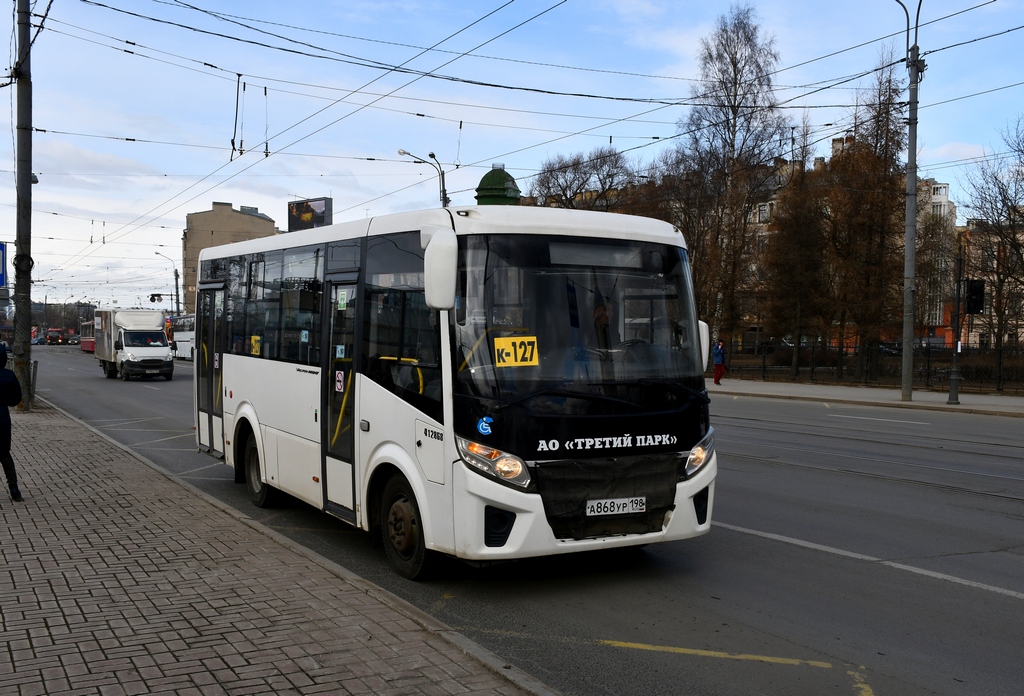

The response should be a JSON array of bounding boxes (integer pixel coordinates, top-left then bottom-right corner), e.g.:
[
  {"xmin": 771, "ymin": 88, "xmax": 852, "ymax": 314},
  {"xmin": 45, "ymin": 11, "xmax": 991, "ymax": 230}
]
[
  {"xmin": 322, "ymin": 282, "xmax": 358, "ymax": 522},
  {"xmin": 196, "ymin": 286, "xmax": 226, "ymax": 456}
]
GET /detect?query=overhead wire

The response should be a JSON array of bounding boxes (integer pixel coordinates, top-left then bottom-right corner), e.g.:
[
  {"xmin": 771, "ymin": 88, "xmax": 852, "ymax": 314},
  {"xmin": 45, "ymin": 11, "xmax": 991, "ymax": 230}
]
[
  {"xmin": 158, "ymin": 0, "xmax": 999, "ymax": 91},
  {"xmin": 26, "ymin": 1, "xmax": 1018, "ymax": 286},
  {"xmin": 47, "ymin": 1, "xmax": 563, "ymax": 279}
]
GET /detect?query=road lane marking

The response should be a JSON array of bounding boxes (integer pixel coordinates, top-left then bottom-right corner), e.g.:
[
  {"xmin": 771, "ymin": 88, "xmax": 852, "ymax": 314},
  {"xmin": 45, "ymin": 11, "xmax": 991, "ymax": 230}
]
[
  {"xmin": 429, "ymin": 593, "xmax": 456, "ymax": 614},
  {"xmin": 716, "ymin": 522, "xmax": 1024, "ymax": 601},
  {"xmin": 598, "ymin": 640, "xmax": 831, "ymax": 668},
  {"xmin": 829, "ymin": 414, "xmax": 929, "ymax": 425},
  {"xmin": 133, "ymin": 432, "xmax": 194, "ymax": 444},
  {"xmin": 849, "ymin": 669, "xmax": 877, "ymax": 696}
]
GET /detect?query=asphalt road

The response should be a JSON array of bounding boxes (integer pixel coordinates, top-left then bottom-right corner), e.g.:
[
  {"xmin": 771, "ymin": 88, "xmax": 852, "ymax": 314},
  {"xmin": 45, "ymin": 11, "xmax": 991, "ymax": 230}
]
[{"xmin": 31, "ymin": 345, "xmax": 1024, "ymax": 696}]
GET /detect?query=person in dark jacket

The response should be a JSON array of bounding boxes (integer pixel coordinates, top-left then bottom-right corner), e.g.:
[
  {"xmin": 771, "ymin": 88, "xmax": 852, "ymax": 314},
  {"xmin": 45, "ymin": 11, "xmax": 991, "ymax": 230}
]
[
  {"xmin": 713, "ymin": 339, "xmax": 727, "ymax": 385},
  {"xmin": 0, "ymin": 345, "xmax": 24, "ymax": 502}
]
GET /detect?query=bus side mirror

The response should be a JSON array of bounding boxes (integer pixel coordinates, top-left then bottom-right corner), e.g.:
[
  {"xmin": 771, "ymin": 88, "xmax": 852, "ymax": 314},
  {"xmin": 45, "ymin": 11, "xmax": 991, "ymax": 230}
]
[
  {"xmin": 422, "ymin": 225, "xmax": 457, "ymax": 310},
  {"xmin": 699, "ymin": 320, "xmax": 710, "ymax": 370}
]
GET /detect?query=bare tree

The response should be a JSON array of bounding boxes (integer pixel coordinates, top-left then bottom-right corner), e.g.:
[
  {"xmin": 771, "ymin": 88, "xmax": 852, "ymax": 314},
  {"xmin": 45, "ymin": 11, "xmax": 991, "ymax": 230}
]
[
  {"xmin": 673, "ymin": 3, "xmax": 791, "ymax": 344},
  {"xmin": 529, "ymin": 146, "xmax": 631, "ymax": 210},
  {"xmin": 762, "ymin": 120, "xmax": 831, "ymax": 378},
  {"xmin": 822, "ymin": 54, "xmax": 907, "ymax": 380},
  {"xmin": 963, "ymin": 116, "xmax": 1024, "ymax": 389}
]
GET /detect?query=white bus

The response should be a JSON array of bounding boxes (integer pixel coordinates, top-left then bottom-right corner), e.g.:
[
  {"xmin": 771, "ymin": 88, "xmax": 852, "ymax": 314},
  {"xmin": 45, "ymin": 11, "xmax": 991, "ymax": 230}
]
[
  {"xmin": 194, "ymin": 206, "xmax": 716, "ymax": 578},
  {"xmin": 170, "ymin": 314, "xmax": 195, "ymax": 360}
]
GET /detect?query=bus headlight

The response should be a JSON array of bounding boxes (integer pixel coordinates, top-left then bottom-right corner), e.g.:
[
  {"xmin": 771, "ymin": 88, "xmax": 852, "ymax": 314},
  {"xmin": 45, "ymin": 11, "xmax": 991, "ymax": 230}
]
[
  {"xmin": 456, "ymin": 437, "xmax": 531, "ymax": 489},
  {"xmin": 684, "ymin": 428, "xmax": 715, "ymax": 478}
]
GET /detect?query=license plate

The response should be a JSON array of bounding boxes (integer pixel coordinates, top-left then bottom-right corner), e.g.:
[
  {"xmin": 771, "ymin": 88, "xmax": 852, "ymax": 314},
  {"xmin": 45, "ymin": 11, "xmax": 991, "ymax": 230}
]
[
  {"xmin": 145, "ymin": 369, "xmax": 159, "ymax": 374},
  {"xmin": 585, "ymin": 497, "xmax": 646, "ymax": 516}
]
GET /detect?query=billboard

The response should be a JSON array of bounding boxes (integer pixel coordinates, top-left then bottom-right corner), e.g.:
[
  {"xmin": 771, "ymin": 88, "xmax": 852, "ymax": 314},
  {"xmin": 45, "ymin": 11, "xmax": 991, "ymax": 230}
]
[{"xmin": 287, "ymin": 197, "xmax": 333, "ymax": 232}]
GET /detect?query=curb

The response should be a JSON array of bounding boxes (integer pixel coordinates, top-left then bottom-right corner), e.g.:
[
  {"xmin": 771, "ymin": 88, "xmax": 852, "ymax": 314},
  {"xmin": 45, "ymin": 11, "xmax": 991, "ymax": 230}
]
[
  {"xmin": 35, "ymin": 396, "xmax": 561, "ymax": 696},
  {"xmin": 710, "ymin": 389, "xmax": 1024, "ymax": 419}
]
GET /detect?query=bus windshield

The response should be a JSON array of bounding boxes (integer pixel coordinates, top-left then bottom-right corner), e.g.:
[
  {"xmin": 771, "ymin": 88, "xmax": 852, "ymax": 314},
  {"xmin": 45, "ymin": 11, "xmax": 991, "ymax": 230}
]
[{"xmin": 453, "ymin": 234, "xmax": 705, "ymax": 417}]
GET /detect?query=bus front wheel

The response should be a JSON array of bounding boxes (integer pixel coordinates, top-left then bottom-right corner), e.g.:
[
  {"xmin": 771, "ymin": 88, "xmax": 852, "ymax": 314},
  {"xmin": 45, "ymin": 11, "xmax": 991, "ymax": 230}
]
[
  {"xmin": 244, "ymin": 435, "xmax": 276, "ymax": 508},
  {"xmin": 380, "ymin": 475, "xmax": 432, "ymax": 580}
]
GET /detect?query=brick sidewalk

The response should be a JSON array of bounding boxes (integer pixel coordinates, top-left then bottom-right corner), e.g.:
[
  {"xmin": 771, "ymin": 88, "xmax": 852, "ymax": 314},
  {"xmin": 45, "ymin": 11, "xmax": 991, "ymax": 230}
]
[{"xmin": 0, "ymin": 402, "xmax": 548, "ymax": 696}]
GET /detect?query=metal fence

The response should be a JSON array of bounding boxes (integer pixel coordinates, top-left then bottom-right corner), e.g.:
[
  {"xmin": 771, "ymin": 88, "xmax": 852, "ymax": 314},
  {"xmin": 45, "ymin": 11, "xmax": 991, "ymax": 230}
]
[{"xmin": 714, "ymin": 341, "xmax": 1024, "ymax": 396}]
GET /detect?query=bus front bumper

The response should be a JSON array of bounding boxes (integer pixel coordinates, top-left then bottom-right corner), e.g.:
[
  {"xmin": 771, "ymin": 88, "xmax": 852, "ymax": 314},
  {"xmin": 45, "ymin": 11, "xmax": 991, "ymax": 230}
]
[{"xmin": 449, "ymin": 453, "xmax": 716, "ymax": 561}]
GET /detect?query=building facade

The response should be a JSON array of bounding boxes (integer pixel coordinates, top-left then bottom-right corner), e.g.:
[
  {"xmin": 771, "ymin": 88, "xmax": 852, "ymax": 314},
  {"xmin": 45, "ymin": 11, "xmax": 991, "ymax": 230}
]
[{"xmin": 182, "ymin": 203, "xmax": 277, "ymax": 313}]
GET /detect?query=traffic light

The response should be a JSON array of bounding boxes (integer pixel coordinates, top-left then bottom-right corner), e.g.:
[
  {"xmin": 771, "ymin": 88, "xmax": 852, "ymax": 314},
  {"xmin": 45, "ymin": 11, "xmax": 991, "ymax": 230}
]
[
  {"xmin": 149, "ymin": 294, "xmax": 163, "ymax": 303},
  {"xmin": 965, "ymin": 280, "xmax": 985, "ymax": 314}
]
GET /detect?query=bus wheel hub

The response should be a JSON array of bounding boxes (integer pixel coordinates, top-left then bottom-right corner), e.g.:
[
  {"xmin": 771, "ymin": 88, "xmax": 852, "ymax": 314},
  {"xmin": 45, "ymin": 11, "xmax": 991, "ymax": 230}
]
[{"xmin": 387, "ymin": 500, "xmax": 416, "ymax": 554}]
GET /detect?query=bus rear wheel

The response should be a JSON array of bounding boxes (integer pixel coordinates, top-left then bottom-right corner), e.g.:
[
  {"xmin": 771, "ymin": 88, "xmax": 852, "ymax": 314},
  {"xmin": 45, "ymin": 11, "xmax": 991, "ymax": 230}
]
[
  {"xmin": 380, "ymin": 475, "xmax": 432, "ymax": 580},
  {"xmin": 244, "ymin": 435, "xmax": 276, "ymax": 507}
]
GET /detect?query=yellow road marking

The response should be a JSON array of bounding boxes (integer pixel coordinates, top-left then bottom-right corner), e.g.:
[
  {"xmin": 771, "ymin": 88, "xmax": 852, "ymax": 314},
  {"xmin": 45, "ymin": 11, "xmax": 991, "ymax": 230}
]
[
  {"xmin": 599, "ymin": 640, "xmax": 832, "ymax": 669},
  {"xmin": 848, "ymin": 669, "xmax": 876, "ymax": 696}
]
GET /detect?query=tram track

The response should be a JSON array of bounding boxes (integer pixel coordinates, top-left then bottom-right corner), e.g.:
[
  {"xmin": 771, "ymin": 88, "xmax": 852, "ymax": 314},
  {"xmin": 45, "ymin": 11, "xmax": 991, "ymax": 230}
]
[
  {"xmin": 720, "ymin": 448, "xmax": 1024, "ymax": 503},
  {"xmin": 713, "ymin": 413, "xmax": 1024, "ymax": 464}
]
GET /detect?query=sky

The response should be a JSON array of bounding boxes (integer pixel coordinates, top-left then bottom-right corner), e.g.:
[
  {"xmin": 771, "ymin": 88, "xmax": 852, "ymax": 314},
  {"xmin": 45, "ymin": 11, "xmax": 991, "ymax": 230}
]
[{"xmin": 1, "ymin": 0, "xmax": 1021, "ymax": 312}]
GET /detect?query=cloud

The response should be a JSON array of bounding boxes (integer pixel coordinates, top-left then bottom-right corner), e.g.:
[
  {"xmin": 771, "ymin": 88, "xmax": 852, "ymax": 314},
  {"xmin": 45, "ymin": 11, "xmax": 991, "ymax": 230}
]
[
  {"xmin": 920, "ymin": 142, "xmax": 988, "ymax": 168},
  {"xmin": 34, "ymin": 139, "xmax": 164, "ymax": 184}
]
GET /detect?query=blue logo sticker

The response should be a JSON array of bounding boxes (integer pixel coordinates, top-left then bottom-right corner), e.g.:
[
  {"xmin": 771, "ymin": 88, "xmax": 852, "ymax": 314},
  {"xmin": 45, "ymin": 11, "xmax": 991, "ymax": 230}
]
[{"xmin": 477, "ymin": 417, "xmax": 494, "ymax": 436}]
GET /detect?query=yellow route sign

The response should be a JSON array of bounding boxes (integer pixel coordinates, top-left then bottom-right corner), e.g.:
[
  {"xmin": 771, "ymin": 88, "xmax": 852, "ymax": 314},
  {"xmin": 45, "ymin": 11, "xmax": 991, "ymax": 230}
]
[{"xmin": 494, "ymin": 336, "xmax": 539, "ymax": 367}]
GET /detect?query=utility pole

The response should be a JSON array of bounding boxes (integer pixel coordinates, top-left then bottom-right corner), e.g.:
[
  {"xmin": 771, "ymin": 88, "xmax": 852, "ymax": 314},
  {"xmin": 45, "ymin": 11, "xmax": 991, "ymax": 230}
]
[
  {"xmin": 174, "ymin": 267, "xmax": 181, "ymax": 315},
  {"xmin": 896, "ymin": 0, "xmax": 926, "ymax": 402},
  {"xmin": 13, "ymin": 0, "xmax": 33, "ymax": 409}
]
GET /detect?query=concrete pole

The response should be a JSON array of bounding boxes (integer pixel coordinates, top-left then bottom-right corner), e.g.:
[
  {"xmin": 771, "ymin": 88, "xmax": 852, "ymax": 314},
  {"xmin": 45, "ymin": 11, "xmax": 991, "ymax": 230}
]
[
  {"xmin": 13, "ymin": 0, "xmax": 33, "ymax": 409},
  {"xmin": 901, "ymin": 43, "xmax": 920, "ymax": 402},
  {"xmin": 174, "ymin": 268, "xmax": 181, "ymax": 315}
]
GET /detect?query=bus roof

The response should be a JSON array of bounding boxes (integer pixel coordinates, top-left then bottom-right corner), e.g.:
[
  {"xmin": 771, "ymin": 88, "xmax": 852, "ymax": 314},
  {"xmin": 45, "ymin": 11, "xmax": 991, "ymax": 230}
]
[{"xmin": 199, "ymin": 206, "xmax": 686, "ymax": 262}]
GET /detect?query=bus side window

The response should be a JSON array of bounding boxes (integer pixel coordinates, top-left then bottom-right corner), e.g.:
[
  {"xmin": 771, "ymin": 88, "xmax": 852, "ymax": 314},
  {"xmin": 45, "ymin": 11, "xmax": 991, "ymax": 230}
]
[{"xmin": 364, "ymin": 232, "xmax": 443, "ymax": 423}]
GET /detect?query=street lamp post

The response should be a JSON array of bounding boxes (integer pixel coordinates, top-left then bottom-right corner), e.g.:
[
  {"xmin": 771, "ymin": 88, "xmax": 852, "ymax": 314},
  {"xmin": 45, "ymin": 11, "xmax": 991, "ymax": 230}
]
[
  {"xmin": 895, "ymin": 0, "xmax": 926, "ymax": 402},
  {"xmin": 155, "ymin": 251, "xmax": 181, "ymax": 315},
  {"xmin": 62, "ymin": 294, "xmax": 74, "ymax": 331},
  {"xmin": 398, "ymin": 149, "xmax": 450, "ymax": 207}
]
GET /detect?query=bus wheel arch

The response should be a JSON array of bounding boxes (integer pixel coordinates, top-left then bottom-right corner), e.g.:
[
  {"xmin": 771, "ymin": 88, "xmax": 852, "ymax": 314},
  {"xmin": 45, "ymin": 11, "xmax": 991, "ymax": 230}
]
[
  {"xmin": 233, "ymin": 419, "xmax": 255, "ymax": 485},
  {"xmin": 379, "ymin": 471, "xmax": 433, "ymax": 580},
  {"xmin": 241, "ymin": 425, "xmax": 277, "ymax": 507}
]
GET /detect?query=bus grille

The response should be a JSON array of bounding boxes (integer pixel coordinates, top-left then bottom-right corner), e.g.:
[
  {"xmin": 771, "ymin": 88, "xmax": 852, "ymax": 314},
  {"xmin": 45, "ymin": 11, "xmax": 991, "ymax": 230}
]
[{"xmin": 533, "ymin": 454, "xmax": 680, "ymax": 540}]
